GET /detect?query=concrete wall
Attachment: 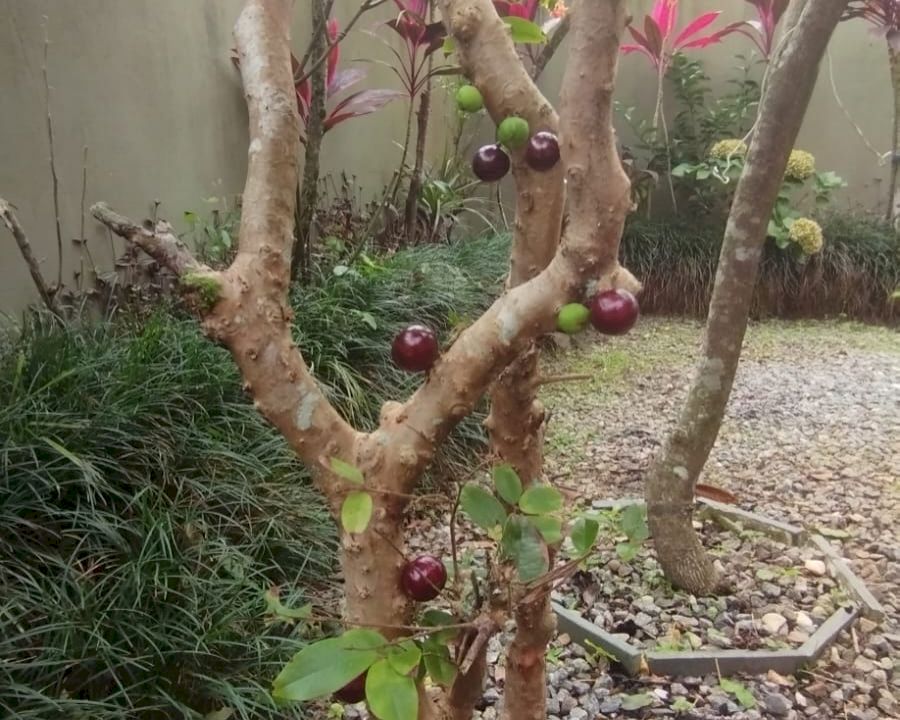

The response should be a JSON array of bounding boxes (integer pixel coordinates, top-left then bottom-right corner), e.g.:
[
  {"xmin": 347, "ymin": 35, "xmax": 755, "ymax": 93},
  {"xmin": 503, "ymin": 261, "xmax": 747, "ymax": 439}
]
[{"xmin": 0, "ymin": 0, "xmax": 891, "ymax": 314}]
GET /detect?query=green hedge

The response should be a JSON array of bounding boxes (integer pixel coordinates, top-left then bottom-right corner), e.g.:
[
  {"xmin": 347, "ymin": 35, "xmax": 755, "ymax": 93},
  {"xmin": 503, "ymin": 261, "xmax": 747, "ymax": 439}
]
[
  {"xmin": 621, "ymin": 211, "xmax": 899, "ymax": 323},
  {"xmin": 0, "ymin": 234, "xmax": 509, "ymax": 719}
]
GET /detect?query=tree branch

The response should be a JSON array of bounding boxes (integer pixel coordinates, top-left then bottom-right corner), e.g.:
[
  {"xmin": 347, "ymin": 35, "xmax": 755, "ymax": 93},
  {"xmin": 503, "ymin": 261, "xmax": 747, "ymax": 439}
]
[
  {"xmin": 531, "ymin": 14, "xmax": 570, "ymax": 82},
  {"xmin": 645, "ymin": 0, "xmax": 849, "ymax": 595},
  {"xmin": 1, "ymin": 198, "xmax": 62, "ymax": 316},
  {"xmin": 90, "ymin": 203, "xmax": 205, "ymax": 277}
]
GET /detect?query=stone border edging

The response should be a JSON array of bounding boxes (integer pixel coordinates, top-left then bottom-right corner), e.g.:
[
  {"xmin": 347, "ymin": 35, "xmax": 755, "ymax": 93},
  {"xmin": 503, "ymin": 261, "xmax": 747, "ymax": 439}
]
[{"xmin": 551, "ymin": 498, "xmax": 881, "ymax": 677}]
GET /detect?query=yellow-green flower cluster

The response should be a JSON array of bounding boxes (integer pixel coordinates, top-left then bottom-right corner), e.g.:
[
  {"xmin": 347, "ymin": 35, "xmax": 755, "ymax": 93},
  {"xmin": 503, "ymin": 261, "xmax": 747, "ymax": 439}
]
[
  {"xmin": 789, "ymin": 217, "xmax": 824, "ymax": 255},
  {"xmin": 708, "ymin": 139, "xmax": 748, "ymax": 161},
  {"xmin": 785, "ymin": 150, "xmax": 816, "ymax": 181}
]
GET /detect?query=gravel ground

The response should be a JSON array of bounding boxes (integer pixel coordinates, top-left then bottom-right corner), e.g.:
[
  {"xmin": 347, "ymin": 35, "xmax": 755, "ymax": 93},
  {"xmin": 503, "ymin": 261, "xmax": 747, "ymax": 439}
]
[{"xmin": 349, "ymin": 318, "xmax": 899, "ymax": 720}]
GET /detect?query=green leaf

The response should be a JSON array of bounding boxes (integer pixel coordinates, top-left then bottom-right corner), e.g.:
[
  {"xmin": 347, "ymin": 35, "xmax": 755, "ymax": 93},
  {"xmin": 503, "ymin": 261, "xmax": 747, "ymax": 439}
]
[
  {"xmin": 529, "ymin": 515, "xmax": 563, "ymax": 544},
  {"xmin": 620, "ymin": 504, "xmax": 649, "ymax": 543},
  {"xmin": 493, "ymin": 464, "xmax": 523, "ymax": 504},
  {"xmin": 616, "ymin": 541, "xmax": 639, "ymax": 562},
  {"xmin": 570, "ymin": 516, "xmax": 600, "ymax": 555},
  {"xmin": 503, "ymin": 16, "xmax": 546, "ymax": 44},
  {"xmin": 365, "ymin": 659, "xmax": 418, "ymax": 720},
  {"xmin": 442, "ymin": 36, "xmax": 456, "ymax": 56},
  {"xmin": 670, "ymin": 163, "xmax": 691, "ymax": 178},
  {"xmin": 621, "ymin": 693, "xmax": 654, "ymax": 711},
  {"xmin": 219, "ymin": 229, "xmax": 232, "ymax": 249},
  {"xmin": 422, "ymin": 641, "xmax": 457, "ymax": 686},
  {"xmin": 696, "ymin": 167, "xmax": 711, "ymax": 180},
  {"xmin": 341, "ymin": 491, "xmax": 373, "ymax": 534},
  {"xmin": 272, "ymin": 628, "xmax": 384, "ymax": 701},
  {"xmin": 264, "ymin": 588, "xmax": 312, "ymax": 620},
  {"xmin": 387, "ymin": 640, "xmax": 422, "ymax": 676},
  {"xmin": 330, "ymin": 457, "xmax": 365, "ymax": 485},
  {"xmin": 460, "ymin": 483, "xmax": 507, "ymax": 530},
  {"xmin": 422, "ymin": 610, "xmax": 458, "ymax": 644},
  {"xmin": 672, "ymin": 696, "xmax": 694, "ymax": 713},
  {"xmin": 518, "ymin": 485, "xmax": 563, "ymax": 515},
  {"xmin": 502, "ymin": 515, "xmax": 549, "ymax": 582},
  {"xmin": 719, "ymin": 678, "xmax": 757, "ymax": 709}
]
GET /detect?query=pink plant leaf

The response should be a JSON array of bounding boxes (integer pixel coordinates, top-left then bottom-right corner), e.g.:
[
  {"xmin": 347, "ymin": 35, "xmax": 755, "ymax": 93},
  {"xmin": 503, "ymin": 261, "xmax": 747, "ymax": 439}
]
[
  {"xmin": 325, "ymin": 89, "xmax": 405, "ymax": 131},
  {"xmin": 622, "ymin": 26, "xmax": 661, "ymax": 66},
  {"xmin": 643, "ymin": 15, "xmax": 665, "ymax": 57},
  {"xmin": 493, "ymin": 0, "xmax": 538, "ymax": 19},
  {"xmin": 650, "ymin": 0, "xmax": 679, "ymax": 39},
  {"xmin": 422, "ymin": 21, "xmax": 448, "ymax": 55},
  {"xmin": 393, "ymin": 0, "xmax": 427, "ymax": 15},
  {"xmin": 387, "ymin": 13, "xmax": 427, "ymax": 45},
  {"xmin": 671, "ymin": 10, "xmax": 722, "ymax": 49},
  {"xmin": 327, "ymin": 68, "xmax": 367, "ymax": 98},
  {"xmin": 326, "ymin": 19, "xmax": 340, "ymax": 89},
  {"xmin": 678, "ymin": 19, "xmax": 745, "ymax": 50}
]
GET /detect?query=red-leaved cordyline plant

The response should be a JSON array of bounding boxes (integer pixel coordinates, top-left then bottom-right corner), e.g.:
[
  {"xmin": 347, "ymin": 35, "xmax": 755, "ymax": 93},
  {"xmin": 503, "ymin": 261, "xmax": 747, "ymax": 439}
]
[
  {"xmin": 386, "ymin": 0, "xmax": 447, "ymax": 97},
  {"xmin": 622, "ymin": 0, "xmax": 743, "ymax": 73},
  {"xmin": 844, "ymin": 0, "xmax": 900, "ymax": 42},
  {"xmin": 233, "ymin": 19, "xmax": 403, "ymax": 144},
  {"xmin": 737, "ymin": 0, "xmax": 790, "ymax": 58}
]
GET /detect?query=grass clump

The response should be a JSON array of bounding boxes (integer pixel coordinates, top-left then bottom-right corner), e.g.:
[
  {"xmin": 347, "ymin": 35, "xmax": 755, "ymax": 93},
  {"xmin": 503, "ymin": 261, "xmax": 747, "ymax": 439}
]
[
  {"xmin": 0, "ymin": 233, "xmax": 510, "ymax": 719},
  {"xmin": 621, "ymin": 211, "xmax": 899, "ymax": 323}
]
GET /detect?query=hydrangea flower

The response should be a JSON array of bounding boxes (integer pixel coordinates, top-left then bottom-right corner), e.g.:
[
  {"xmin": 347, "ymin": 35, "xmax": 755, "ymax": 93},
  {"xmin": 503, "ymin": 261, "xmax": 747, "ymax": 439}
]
[
  {"xmin": 785, "ymin": 149, "xmax": 816, "ymax": 181},
  {"xmin": 789, "ymin": 217, "xmax": 824, "ymax": 254},
  {"xmin": 708, "ymin": 139, "xmax": 748, "ymax": 160}
]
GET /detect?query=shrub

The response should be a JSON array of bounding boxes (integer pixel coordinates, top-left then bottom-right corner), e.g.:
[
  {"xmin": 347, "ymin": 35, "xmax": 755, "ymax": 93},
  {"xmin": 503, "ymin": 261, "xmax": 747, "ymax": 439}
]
[
  {"xmin": 0, "ymin": 312, "xmax": 334, "ymax": 720},
  {"xmin": 621, "ymin": 212, "xmax": 899, "ymax": 323},
  {"xmin": 0, "ymin": 234, "xmax": 509, "ymax": 719}
]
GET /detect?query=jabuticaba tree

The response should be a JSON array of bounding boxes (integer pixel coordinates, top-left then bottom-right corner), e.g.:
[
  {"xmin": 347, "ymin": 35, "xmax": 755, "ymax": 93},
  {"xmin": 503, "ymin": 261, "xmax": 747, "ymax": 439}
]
[
  {"xmin": 92, "ymin": 2, "xmax": 633, "ymax": 717},
  {"xmin": 88, "ymin": 0, "xmax": 848, "ymax": 718},
  {"xmin": 644, "ymin": 0, "xmax": 849, "ymax": 597}
]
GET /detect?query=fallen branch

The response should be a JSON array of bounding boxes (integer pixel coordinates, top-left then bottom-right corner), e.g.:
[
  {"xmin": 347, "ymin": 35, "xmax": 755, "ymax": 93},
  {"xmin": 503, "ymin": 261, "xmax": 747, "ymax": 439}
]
[{"xmin": 1, "ymin": 198, "xmax": 61, "ymax": 316}]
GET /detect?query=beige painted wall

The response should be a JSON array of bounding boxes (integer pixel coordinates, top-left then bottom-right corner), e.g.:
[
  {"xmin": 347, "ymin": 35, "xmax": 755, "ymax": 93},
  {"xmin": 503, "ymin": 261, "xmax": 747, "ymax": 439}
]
[{"xmin": 0, "ymin": 0, "xmax": 891, "ymax": 314}]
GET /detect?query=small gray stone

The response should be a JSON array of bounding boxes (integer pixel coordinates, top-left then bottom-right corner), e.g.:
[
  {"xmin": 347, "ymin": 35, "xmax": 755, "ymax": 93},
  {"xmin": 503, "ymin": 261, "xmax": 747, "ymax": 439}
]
[
  {"xmin": 599, "ymin": 697, "xmax": 622, "ymax": 714},
  {"xmin": 763, "ymin": 692, "xmax": 792, "ymax": 717},
  {"xmin": 570, "ymin": 681, "xmax": 590, "ymax": 697},
  {"xmin": 804, "ymin": 559, "xmax": 827, "ymax": 576},
  {"xmin": 762, "ymin": 612, "xmax": 788, "ymax": 635},
  {"xmin": 569, "ymin": 709, "xmax": 588, "ymax": 720}
]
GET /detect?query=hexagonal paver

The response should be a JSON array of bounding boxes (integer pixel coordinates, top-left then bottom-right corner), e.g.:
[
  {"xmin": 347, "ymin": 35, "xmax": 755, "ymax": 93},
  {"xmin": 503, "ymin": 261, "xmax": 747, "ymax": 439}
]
[{"xmin": 552, "ymin": 498, "xmax": 882, "ymax": 677}]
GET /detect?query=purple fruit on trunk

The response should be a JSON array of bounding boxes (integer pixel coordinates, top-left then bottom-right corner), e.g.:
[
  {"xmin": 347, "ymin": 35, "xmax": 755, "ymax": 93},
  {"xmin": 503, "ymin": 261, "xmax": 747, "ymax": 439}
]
[
  {"xmin": 525, "ymin": 131, "xmax": 560, "ymax": 171},
  {"xmin": 391, "ymin": 324, "xmax": 439, "ymax": 372},
  {"xmin": 401, "ymin": 554, "xmax": 447, "ymax": 602},
  {"xmin": 472, "ymin": 144, "xmax": 511, "ymax": 182},
  {"xmin": 588, "ymin": 289, "xmax": 639, "ymax": 335}
]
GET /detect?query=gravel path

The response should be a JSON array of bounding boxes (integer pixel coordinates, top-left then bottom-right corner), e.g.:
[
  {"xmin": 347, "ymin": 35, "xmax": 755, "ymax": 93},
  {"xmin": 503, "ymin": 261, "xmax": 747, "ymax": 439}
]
[{"xmin": 527, "ymin": 318, "xmax": 899, "ymax": 720}]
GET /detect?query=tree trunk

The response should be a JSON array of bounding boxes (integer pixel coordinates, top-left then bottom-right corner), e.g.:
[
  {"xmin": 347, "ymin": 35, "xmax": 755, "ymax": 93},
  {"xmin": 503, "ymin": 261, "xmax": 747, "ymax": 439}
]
[
  {"xmin": 887, "ymin": 39, "xmax": 900, "ymax": 222},
  {"xmin": 645, "ymin": 0, "xmax": 849, "ymax": 596},
  {"xmin": 404, "ymin": 72, "xmax": 432, "ymax": 246},
  {"xmin": 291, "ymin": 0, "xmax": 327, "ymax": 281}
]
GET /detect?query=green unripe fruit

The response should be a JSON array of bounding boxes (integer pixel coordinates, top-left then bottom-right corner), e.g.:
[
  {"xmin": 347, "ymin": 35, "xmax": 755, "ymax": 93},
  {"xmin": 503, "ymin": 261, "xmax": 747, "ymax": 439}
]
[
  {"xmin": 556, "ymin": 303, "xmax": 591, "ymax": 334},
  {"xmin": 456, "ymin": 85, "xmax": 484, "ymax": 113},
  {"xmin": 496, "ymin": 116, "xmax": 530, "ymax": 150}
]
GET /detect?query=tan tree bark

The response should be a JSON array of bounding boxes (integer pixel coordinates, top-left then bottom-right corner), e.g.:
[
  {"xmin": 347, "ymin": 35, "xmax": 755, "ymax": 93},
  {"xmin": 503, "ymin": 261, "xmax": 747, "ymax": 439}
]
[
  {"xmin": 645, "ymin": 0, "xmax": 849, "ymax": 596},
  {"xmin": 887, "ymin": 41, "xmax": 900, "ymax": 222},
  {"xmin": 92, "ymin": 0, "xmax": 633, "ymax": 718}
]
